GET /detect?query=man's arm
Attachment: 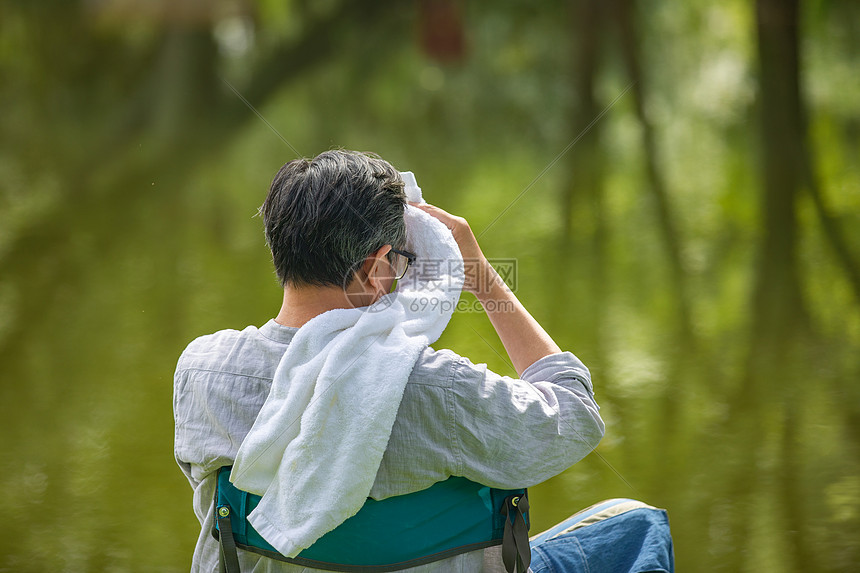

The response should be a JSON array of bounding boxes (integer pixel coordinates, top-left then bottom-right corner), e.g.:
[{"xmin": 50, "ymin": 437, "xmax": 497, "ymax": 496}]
[
  {"xmin": 450, "ymin": 349, "xmax": 603, "ymax": 488},
  {"xmin": 412, "ymin": 202, "xmax": 561, "ymax": 375},
  {"xmin": 474, "ymin": 265, "xmax": 561, "ymax": 375}
]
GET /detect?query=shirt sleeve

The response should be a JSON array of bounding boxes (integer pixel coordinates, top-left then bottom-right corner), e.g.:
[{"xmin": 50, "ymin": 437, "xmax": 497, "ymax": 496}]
[
  {"xmin": 449, "ymin": 351, "xmax": 604, "ymax": 489},
  {"xmin": 173, "ymin": 339, "xmax": 273, "ymax": 486}
]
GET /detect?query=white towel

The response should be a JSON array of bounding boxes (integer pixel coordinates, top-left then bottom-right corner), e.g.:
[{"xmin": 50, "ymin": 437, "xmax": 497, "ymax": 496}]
[{"xmin": 229, "ymin": 172, "xmax": 463, "ymax": 558}]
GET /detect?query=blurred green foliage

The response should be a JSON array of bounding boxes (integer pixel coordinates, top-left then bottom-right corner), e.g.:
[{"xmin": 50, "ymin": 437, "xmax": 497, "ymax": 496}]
[{"xmin": 1, "ymin": 0, "xmax": 859, "ymax": 571}]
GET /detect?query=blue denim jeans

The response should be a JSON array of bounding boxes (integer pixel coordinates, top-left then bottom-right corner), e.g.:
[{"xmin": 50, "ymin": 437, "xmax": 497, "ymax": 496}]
[{"xmin": 529, "ymin": 499, "xmax": 675, "ymax": 573}]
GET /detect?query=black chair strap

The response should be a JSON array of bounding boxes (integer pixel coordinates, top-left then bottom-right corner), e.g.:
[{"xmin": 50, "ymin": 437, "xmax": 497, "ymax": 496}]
[
  {"xmin": 217, "ymin": 505, "xmax": 242, "ymax": 573},
  {"xmin": 500, "ymin": 493, "xmax": 531, "ymax": 573}
]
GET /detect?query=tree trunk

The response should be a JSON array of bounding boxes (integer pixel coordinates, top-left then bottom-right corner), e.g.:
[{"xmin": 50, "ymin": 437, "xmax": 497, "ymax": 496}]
[
  {"xmin": 561, "ymin": 0, "xmax": 604, "ymax": 245},
  {"xmin": 750, "ymin": 0, "xmax": 806, "ymax": 361},
  {"xmin": 613, "ymin": 0, "xmax": 695, "ymax": 346},
  {"xmin": 741, "ymin": 0, "xmax": 810, "ymax": 570}
]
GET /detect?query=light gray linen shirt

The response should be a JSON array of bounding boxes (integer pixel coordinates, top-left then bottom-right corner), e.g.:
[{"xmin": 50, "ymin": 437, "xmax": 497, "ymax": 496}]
[{"xmin": 174, "ymin": 319, "xmax": 604, "ymax": 573}]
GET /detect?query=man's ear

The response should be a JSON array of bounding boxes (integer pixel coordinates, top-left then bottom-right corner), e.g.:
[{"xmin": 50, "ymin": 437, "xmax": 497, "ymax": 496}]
[{"xmin": 363, "ymin": 245, "xmax": 392, "ymax": 291}]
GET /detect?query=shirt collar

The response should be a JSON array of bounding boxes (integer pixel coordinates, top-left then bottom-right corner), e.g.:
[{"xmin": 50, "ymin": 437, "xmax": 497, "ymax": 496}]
[{"xmin": 259, "ymin": 319, "xmax": 300, "ymax": 343}]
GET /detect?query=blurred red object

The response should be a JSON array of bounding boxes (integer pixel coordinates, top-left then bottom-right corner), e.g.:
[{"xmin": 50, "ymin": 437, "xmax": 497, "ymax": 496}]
[{"xmin": 419, "ymin": 0, "xmax": 466, "ymax": 63}]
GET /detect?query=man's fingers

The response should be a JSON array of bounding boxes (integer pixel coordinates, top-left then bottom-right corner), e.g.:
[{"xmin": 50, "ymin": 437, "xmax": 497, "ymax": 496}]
[
  {"xmin": 409, "ymin": 202, "xmax": 440, "ymax": 213},
  {"xmin": 409, "ymin": 201, "xmax": 442, "ymax": 212},
  {"xmin": 409, "ymin": 202, "xmax": 457, "ymax": 229},
  {"xmin": 407, "ymin": 201, "xmax": 485, "ymax": 276},
  {"xmin": 412, "ymin": 202, "xmax": 452, "ymax": 218}
]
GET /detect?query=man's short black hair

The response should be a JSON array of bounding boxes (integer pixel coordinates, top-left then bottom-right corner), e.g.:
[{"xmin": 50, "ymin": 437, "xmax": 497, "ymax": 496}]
[{"xmin": 260, "ymin": 150, "xmax": 407, "ymax": 288}]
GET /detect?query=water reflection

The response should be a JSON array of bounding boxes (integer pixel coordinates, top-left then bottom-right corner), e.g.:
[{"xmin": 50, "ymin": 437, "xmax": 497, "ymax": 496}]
[{"xmin": 1, "ymin": 2, "xmax": 859, "ymax": 569}]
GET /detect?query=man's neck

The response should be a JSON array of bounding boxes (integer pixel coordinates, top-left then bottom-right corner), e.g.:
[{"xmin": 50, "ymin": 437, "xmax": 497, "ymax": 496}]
[{"xmin": 274, "ymin": 283, "xmax": 367, "ymax": 328}]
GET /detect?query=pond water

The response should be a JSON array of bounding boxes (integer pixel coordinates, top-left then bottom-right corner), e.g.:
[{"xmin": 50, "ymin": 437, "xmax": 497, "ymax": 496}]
[
  {"xmin": 2, "ymin": 3, "xmax": 859, "ymax": 564},
  {"xmin": 1, "ymin": 159, "xmax": 858, "ymax": 572}
]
